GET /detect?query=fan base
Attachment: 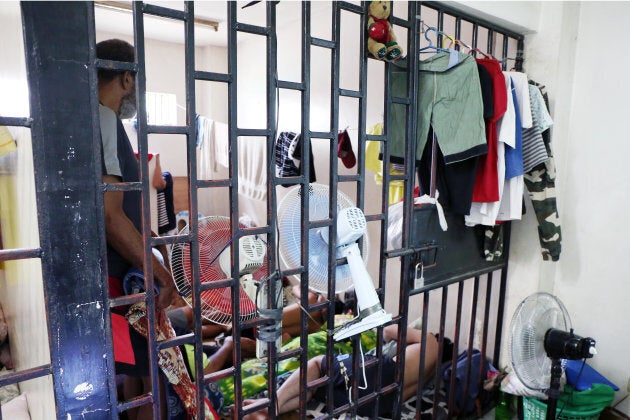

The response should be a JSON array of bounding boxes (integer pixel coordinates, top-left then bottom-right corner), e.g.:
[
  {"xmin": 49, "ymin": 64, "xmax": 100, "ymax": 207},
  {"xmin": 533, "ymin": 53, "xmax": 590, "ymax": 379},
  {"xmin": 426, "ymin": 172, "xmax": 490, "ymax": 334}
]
[{"xmin": 333, "ymin": 310, "xmax": 392, "ymax": 341}]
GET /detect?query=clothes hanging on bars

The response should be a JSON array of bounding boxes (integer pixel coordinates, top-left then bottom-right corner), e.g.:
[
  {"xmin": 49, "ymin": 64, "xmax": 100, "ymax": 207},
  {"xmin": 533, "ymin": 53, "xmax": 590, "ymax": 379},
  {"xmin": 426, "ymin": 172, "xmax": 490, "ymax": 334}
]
[
  {"xmin": 412, "ymin": 58, "xmax": 495, "ymax": 217},
  {"xmin": 418, "ymin": 128, "xmax": 480, "ymax": 216},
  {"xmin": 365, "ymin": 123, "xmax": 406, "ymax": 205},
  {"xmin": 466, "ymin": 71, "xmax": 513, "ymax": 227},
  {"xmin": 497, "ymin": 77, "xmax": 525, "ymax": 221},
  {"xmin": 471, "ymin": 58, "xmax": 508, "ymax": 203},
  {"xmin": 238, "ymin": 136, "xmax": 267, "ymax": 200},
  {"xmin": 157, "ymin": 172, "xmax": 176, "ymax": 234},
  {"xmin": 197, "ymin": 115, "xmax": 230, "ymax": 179},
  {"xmin": 521, "ymin": 84, "xmax": 550, "ymax": 173},
  {"xmin": 389, "ymin": 51, "xmax": 487, "ymax": 164},
  {"xmin": 477, "ymin": 63, "xmax": 495, "ymax": 119},
  {"xmin": 523, "ymin": 81, "xmax": 562, "ymax": 261},
  {"xmin": 274, "ymin": 131, "xmax": 316, "ymax": 186}
]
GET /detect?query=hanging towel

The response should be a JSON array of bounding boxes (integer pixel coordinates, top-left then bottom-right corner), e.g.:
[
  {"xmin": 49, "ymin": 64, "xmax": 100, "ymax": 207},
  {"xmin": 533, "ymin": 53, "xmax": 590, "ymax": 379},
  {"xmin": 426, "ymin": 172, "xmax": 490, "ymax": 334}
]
[
  {"xmin": 238, "ymin": 137, "xmax": 267, "ymax": 200},
  {"xmin": 366, "ymin": 123, "xmax": 405, "ymax": 205},
  {"xmin": 0, "ymin": 126, "xmax": 16, "ymax": 158},
  {"xmin": 197, "ymin": 115, "xmax": 212, "ymax": 178},
  {"xmin": 213, "ymin": 121, "xmax": 230, "ymax": 171}
]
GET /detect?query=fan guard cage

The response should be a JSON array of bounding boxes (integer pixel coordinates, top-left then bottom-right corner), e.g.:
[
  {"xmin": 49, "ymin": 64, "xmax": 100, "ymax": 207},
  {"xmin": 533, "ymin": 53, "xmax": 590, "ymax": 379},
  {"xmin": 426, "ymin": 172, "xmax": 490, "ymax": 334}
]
[
  {"xmin": 277, "ymin": 183, "xmax": 369, "ymax": 295},
  {"xmin": 169, "ymin": 216, "xmax": 264, "ymax": 326},
  {"xmin": 509, "ymin": 292, "xmax": 571, "ymax": 391}
]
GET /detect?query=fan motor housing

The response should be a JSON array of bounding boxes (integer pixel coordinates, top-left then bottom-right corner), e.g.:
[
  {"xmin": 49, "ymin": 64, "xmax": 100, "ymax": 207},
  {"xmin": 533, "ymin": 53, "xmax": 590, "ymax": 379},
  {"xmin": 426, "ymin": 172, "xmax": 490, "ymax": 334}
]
[{"xmin": 544, "ymin": 328, "xmax": 596, "ymax": 360}]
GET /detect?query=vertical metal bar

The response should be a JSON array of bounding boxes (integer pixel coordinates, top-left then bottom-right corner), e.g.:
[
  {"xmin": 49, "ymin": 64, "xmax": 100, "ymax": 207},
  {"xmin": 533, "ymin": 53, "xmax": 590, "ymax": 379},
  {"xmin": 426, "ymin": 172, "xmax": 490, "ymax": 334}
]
[
  {"xmin": 392, "ymin": 2, "xmax": 420, "ymax": 418},
  {"xmin": 226, "ymin": 2, "xmax": 245, "ymax": 416},
  {"xmin": 414, "ymin": 291, "xmax": 431, "ymax": 418},
  {"xmin": 20, "ymin": 1, "xmax": 115, "ymax": 416},
  {"xmin": 479, "ymin": 273, "xmax": 494, "ymax": 393},
  {"xmin": 502, "ymin": 34, "xmax": 509, "ymax": 70},
  {"xmin": 299, "ymin": 2, "xmax": 318, "ymax": 416},
  {"xmin": 455, "ymin": 17, "xmax": 462, "ymax": 50},
  {"xmin": 132, "ymin": 4, "xmax": 161, "ymax": 416},
  {"xmin": 516, "ymin": 38, "xmax": 525, "ymax": 71},
  {"xmin": 493, "ymin": 223, "xmax": 511, "ymax": 366},
  {"xmin": 434, "ymin": 286, "xmax": 449, "ymax": 416},
  {"xmin": 471, "ymin": 22, "xmax": 479, "ymax": 53},
  {"xmin": 487, "ymin": 28, "xmax": 495, "ymax": 57},
  {"xmin": 447, "ymin": 282, "xmax": 465, "ymax": 410},
  {"xmin": 265, "ymin": 2, "xmax": 280, "ymax": 415},
  {"xmin": 462, "ymin": 276, "xmax": 481, "ymax": 416},
  {"xmin": 182, "ymin": 2, "xmax": 205, "ymax": 417}
]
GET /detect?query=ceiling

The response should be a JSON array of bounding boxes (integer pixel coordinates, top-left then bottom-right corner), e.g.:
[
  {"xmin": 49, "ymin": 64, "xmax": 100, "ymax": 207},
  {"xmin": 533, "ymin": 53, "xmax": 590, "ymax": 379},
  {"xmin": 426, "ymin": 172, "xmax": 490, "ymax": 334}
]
[{"xmin": 94, "ymin": 1, "xmax": 328, "ymax": 47}]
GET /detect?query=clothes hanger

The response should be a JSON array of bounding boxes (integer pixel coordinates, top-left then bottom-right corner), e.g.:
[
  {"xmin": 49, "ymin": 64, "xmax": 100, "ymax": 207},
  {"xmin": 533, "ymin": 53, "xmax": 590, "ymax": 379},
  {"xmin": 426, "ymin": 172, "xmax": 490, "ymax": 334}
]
[
  {"xmin": 443, "ymin": 38, "xmax": 471, "ymax": 52},
  {"xmin": 468, "ymin": 47, "xmax": 495, "ymax": 60},
  {"xmin": 418, "ymin": 24, "xmax": 449, "ymax": 54}
]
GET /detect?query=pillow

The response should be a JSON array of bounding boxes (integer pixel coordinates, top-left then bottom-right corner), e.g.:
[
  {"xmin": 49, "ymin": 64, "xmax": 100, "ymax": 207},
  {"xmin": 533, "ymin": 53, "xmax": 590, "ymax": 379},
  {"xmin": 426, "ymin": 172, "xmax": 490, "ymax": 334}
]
[{"xmin": 1, "ymin": 393, "xmax": 30, "ymax": 420}]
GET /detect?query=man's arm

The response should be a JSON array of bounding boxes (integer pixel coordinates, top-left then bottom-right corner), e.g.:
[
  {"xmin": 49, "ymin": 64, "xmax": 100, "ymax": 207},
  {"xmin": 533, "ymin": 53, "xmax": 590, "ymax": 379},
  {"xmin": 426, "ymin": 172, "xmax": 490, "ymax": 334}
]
[{"xmin": 103, "ymin": 174, "xmax": 175, "ymax": 309}]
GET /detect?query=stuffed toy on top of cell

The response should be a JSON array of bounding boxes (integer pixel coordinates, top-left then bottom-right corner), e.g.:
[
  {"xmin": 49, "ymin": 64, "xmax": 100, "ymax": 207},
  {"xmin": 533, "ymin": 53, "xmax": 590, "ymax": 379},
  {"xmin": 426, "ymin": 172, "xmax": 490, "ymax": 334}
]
[{"xmin": 367, "ymin": 1, "xmax": 403, "ymax": 62}]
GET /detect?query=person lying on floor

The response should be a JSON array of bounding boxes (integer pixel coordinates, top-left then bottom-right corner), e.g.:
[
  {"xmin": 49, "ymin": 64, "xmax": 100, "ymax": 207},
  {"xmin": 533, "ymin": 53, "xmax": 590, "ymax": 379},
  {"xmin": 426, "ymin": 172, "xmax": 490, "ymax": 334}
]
[{"xmin": 229, "ymin": 323, "xmax": 440, "ymax": 418}]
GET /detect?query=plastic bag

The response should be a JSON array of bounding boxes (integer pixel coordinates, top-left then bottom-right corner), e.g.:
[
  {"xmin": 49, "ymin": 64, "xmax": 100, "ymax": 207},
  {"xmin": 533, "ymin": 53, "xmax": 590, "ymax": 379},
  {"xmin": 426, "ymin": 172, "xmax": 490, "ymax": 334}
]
[{"xmin": 387, "ymin": 192, "xmax": 448, "ymax": 249}]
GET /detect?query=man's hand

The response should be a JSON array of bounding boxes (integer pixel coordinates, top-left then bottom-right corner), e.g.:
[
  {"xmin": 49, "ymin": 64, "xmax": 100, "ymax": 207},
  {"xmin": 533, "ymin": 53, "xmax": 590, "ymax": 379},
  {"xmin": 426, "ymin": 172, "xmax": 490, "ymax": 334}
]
[{"xmin": 154, "ymin": 267, "xmax": 176, "ymax": 310}]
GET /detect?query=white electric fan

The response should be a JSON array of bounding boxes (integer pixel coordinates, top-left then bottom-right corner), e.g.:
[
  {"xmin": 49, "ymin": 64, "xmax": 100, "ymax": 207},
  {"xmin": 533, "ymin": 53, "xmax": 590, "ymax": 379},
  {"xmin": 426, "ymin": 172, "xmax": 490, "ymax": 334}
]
[
  {"xmin": 509, "ymin": 292, "xmax": 597, "ymax": 420},
  {"xmin": 169, "ymin": 216, "xmax": 267, "ymax": 326},
  {"xmin": 277, "ymin": 183, "xmax": 391, "ymax": 341}
]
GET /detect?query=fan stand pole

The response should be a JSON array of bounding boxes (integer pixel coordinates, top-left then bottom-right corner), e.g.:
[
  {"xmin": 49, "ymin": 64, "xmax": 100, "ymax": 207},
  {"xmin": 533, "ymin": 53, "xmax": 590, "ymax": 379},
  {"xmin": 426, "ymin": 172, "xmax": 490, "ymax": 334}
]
[{"xmin": 546, "ymin": 358, "xmax": 563, "ymax": 420}]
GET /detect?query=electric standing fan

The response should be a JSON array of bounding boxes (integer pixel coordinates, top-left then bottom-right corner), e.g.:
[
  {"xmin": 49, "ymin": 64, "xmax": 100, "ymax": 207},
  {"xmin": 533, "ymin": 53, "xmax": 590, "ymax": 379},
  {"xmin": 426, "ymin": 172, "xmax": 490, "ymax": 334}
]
[
  {"xmin": 509, "ymin": 292, "xmax": 597, "ymax": 420},
  {"xmin": 277, "ymin": 183, "xmax": 392, "ymax": 341},
  {"xmin": 169, "ymin": 216, "xmax": 266, "ymax": 326}
]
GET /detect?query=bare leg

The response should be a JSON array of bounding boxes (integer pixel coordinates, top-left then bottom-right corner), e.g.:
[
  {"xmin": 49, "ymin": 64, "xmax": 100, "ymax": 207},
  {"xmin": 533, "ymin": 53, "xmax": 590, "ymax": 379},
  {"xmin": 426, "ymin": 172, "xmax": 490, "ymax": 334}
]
[
  {"xmin": 400, "ymin": 333, "xmax": 439, "ymax": 401},
  {"xmin": 241, "ymin": 355, "xmax": 325, "ymax": 419},
  {"xmin": 276, "ymin": 355, "xmax": 324, "ymax": 413}
]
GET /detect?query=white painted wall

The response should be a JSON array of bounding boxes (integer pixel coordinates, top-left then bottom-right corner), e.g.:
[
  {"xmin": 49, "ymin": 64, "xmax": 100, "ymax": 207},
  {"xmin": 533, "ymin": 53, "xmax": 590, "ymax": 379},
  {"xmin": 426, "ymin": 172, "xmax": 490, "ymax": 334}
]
[
  {"xmin": 2, "ymin": 2, "xmax": 629, "ymax": 416},
  {"xmin": 526, "ymin": 1, "xmax": 630, "ymax": 401}
]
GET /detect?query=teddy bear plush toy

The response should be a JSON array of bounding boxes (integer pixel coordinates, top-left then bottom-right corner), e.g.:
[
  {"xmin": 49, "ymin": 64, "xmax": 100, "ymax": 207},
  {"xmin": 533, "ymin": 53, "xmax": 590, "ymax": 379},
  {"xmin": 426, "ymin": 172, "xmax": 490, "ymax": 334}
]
[{"xmin": 367, "ymin": 1, "xmax": 403, "ymax": 62}]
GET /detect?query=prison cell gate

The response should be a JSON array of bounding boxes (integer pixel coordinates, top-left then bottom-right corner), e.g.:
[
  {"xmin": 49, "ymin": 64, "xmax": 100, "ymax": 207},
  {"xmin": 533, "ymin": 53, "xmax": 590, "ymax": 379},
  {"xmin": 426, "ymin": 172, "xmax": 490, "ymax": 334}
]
[{"xmin": 0, "ymin": 1, "xmax": 523, "ymax": 418}]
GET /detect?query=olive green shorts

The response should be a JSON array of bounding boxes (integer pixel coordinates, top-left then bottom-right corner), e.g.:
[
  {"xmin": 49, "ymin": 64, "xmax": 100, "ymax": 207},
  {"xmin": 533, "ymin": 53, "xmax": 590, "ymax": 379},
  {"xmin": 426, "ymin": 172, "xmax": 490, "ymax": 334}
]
[{"xmin": 390, "ymin": 51, "xmax": 487, "ymax": 164}]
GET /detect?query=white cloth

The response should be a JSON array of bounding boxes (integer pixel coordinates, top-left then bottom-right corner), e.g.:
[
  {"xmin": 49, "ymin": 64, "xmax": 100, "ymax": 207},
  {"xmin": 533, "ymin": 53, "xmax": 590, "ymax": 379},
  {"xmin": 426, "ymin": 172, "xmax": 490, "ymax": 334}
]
[
  {"xmin": 213, "ymin": 121, "xmax": 229, "ymax": 170},
  {"xmin": 507, "ymin": 71, "xmax": 533, "ymax": 129},
  {"xmin": 237, "ymin": 137, "xmax": 267, "ymax": 201},
  {"xmin": 529, "ymin": 85, "xmax": 553, "ymax": 132},
  {"xmin": 197, "ymin": 115, "xmax": 214, "ymax": 179},
  {"xmin": 465, "ymin": 72, "xmax": 512, "ymax": 227},
  {"xmin": 497, "ymin": 73, "xmax": 524, "ymax": 222},
  {"xmin": 99, "ymin": 104, "xmax": 121, "ymax": 177}
]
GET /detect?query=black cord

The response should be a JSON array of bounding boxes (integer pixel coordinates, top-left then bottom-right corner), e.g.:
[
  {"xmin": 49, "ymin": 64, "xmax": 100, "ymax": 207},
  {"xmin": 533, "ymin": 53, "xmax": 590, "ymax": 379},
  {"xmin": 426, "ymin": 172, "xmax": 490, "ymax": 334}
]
[{"xmin": 555, "ymin": 358, "xmax": 587, "ymax": 418}]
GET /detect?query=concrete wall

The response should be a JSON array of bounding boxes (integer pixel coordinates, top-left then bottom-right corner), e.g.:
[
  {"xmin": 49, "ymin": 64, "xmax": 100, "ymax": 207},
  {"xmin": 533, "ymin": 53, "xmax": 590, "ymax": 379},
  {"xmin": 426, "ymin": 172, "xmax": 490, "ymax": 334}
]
[{"xmin": 1, "ymin": 2, "xmax": 629, "ymax": 417}]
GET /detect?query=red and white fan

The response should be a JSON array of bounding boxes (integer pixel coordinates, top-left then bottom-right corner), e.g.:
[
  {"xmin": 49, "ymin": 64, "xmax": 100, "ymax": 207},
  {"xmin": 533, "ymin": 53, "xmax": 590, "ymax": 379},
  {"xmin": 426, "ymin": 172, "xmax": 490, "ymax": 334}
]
[{"xmin": 169, "ymin": 216, "xmax": 267, "ymax": 326}]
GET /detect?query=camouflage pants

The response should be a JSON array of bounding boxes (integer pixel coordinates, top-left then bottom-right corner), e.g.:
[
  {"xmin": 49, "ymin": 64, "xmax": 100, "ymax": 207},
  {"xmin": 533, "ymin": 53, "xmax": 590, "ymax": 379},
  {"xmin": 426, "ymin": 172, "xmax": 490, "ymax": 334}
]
[
  {"xmin": 523, "ymin": 152, "xmax": 562, "ymax": 261},
  {"xmin": 485, "ymin": 82, "xmax": 562, "ymax": 262}
]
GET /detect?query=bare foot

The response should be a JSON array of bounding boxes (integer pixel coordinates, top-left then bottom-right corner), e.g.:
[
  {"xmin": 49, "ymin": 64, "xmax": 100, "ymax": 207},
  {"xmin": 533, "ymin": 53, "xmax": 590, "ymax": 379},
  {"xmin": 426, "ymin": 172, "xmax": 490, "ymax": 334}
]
[{"xmin": 231, "ymin": 399, "xmax": 269, "ymax": 420}]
